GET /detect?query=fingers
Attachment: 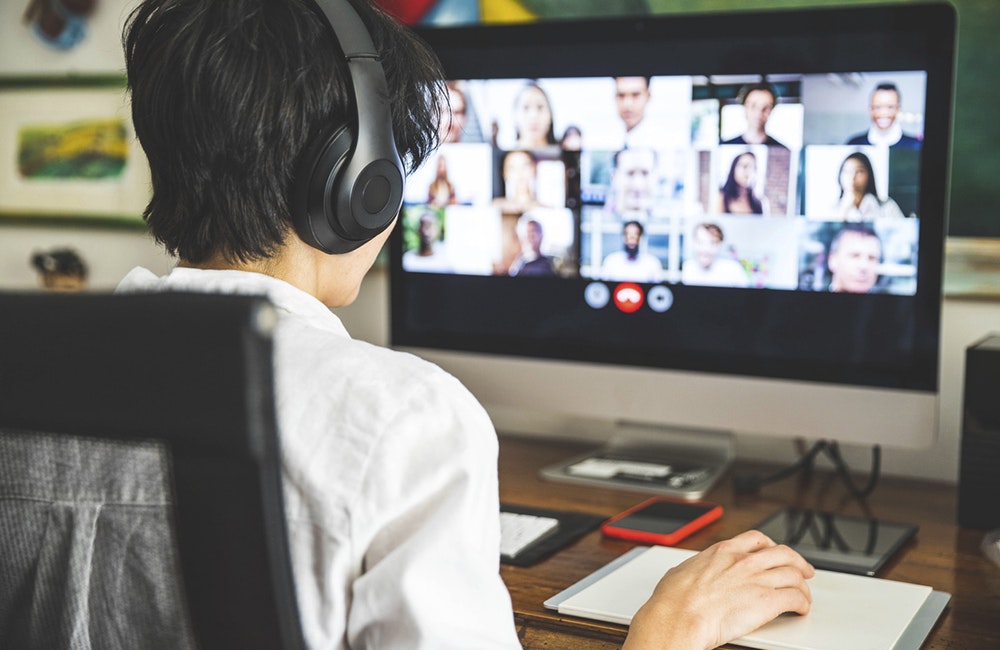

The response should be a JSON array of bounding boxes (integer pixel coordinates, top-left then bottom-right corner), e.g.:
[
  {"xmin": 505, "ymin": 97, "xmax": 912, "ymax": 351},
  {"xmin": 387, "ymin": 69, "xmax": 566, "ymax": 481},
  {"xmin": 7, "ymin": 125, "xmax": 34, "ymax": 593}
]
[
  {"xmin": 714, "ymin": 530, "xmax": 815, "ymax": 579},
  {"xmin": 757, "ymin": 565, "xmax": 814, "ymax": 612},
  {"xmin": 723, "ymin": 529, "xmax": 778, "ymax": 552},
  {"xmin": 739, "ymin": 542, "xmax": 815, "ymax": 619},
  {"xmin": 749, "ymin": 543, "xmax": 816, "ymax": 578},
  {"xmin": 762, "ymin": 582, "xmax": 814, "ymax": 618}
]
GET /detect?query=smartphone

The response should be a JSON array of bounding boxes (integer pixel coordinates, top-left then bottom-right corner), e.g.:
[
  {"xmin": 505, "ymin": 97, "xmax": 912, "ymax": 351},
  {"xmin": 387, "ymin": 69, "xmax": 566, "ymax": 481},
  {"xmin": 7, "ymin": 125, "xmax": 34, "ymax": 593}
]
[{"xmin": 601, "ymin": 497, "xmax": 723, "ymax": 546}]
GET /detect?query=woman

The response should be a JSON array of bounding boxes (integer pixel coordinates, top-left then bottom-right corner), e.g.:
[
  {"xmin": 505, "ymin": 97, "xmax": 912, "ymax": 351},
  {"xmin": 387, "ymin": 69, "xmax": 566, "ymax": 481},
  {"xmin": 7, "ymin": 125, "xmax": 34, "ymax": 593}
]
[
  {"xmin": 835, "ymin": 151, "xmax": 905, "ymax": 220},
  {"xmin": 512, "ymin": 81, "xmax": 557, "ymax": 150},
  {"xmin": 426, "ymin": 154, "xmax": 456, "ymax": 207},
  {"xmin": 716, "ymin": 151, "xmax": 768, "ymax": 214}
]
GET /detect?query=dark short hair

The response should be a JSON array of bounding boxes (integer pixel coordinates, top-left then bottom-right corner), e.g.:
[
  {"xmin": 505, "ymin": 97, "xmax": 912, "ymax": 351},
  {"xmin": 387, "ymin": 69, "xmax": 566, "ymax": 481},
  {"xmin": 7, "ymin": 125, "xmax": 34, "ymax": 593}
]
[
  {"xmin": 124, "ymin": 0, "xmax": 445, "ymax": 263},
  {"xmin": 873, "ymin": 82, "xmax": 901, "ymax": 101},
  {"xmin": 615, "ymin": 75, "xmax": 651, "ymax": 88},
  {"xmin": 737, "ymin": 82, "xmax": 777, "ymax": 105},
  {"xmin": 697, "ymin": 222, "xmax": 724, "ymax": 242},
  {"xmin": 623, "ymin": 220, "xmax": 643, "ymax": 236},
  {"xmin": 31, "ymin": 248, "xmax": 88, "ymax": 278},
  {"xmin": 830, "ymin": 223, "xmax": 881, "ymax": 255}
]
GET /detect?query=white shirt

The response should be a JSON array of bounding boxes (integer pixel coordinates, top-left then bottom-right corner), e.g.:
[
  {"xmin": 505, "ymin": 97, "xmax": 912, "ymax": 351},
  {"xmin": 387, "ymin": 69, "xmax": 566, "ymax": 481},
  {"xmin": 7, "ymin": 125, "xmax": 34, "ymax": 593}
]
[
  {"xmin": 600, "ymin": 251, "xmax": 664, "ymax": 283},
  {"xmin": 622, "ymin": 117, "xmax": 668, "ymax": 150},
  {"xmin": 681, "ymin": 258, "xmax": 749, "ymax": 288},
  {"xmin": 836, "ymin": 193, "xmax": 906, "ymax": 221},
  {"xmin": 116, "ymin": 267, "xmax": 519, "ymax": 650},
  {"xmin": 865, "ymin": 122, "xmax": 903, "ymax": 147}
]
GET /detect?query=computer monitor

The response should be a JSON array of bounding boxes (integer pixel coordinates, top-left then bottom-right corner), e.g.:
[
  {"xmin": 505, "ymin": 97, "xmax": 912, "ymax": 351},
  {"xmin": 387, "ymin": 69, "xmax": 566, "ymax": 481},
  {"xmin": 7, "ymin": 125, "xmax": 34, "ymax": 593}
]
[{"xmin": 389, "ymin": 4, "xmax": 956, "ymax": 497}]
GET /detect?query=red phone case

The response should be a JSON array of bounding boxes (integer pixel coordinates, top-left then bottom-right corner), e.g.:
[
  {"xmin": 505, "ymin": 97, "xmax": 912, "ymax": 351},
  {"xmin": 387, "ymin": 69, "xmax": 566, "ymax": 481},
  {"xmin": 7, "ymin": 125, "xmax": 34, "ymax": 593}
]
[{"xmin": 601, "ymin": 497, "xmax": 723, "ymax": 546}]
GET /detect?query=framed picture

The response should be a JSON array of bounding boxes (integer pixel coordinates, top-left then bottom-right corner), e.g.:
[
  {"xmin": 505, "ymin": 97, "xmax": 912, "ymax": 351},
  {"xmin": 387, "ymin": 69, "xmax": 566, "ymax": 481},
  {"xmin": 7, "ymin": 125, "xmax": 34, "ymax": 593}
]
[
  {"xmin": 0, "ymin": 0, "xmax": 139, "ymax": 78},
  {"xmin": 0, "ymin": 84, "xmax": 149, "ymax": 225}
]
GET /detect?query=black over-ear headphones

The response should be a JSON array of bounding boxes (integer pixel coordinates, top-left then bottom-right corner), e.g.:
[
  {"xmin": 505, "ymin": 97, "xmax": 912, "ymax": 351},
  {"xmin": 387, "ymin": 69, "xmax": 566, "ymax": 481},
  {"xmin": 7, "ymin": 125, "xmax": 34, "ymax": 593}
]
[{"xmin": 292, "ymin": 0, "xmax": 404, "ymax": 254}]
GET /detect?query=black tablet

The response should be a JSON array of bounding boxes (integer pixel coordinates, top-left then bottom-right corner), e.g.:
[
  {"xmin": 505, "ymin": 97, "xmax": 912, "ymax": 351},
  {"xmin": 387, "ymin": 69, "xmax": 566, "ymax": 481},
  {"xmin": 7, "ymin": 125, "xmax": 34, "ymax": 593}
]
[{"xmin": 754, "ymin": 508, "xmax": 918, "ymax": 576}]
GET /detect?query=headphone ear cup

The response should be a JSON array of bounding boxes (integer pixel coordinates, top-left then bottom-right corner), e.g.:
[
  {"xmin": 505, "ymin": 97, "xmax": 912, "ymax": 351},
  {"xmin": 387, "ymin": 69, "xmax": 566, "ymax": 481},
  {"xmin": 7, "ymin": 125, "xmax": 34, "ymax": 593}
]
[
  {"xmin": 292, "ymin": 124, "xmax": 403, "ymax": 255},
  {"xmin": 338, "ymin": 155, "xmax": 404, "ymax": 233},
  {"xmin": 292, "ymin": 125, "xmax": 354, "ymax": 254}
]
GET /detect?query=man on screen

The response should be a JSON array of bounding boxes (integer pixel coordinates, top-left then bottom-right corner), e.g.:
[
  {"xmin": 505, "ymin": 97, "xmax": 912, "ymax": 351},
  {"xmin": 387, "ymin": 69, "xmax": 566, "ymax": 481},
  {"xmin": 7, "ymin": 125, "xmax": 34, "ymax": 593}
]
[
  {"xmin": 600, "ymin": 220, "xmax": 663, "ymax": 283},
  {"xmin": 722, "ymin": 82, "xmax": 787, "ymax": 149},
  {"xmin": 827, "ymin": 224, "xmax": 882, "ymax": 293},
  {"xmin": 846, "ymin": 82, "xmax": 921, "ymax": 149},
  {"xmin": 615, "ymin": 76, "xmax": 658, "ymax": 149},
  {"xmin": 681, "ymin": 222, "xmax": 749, "ymax": 288},
  {"xmin": 606, "ymin": 148, "xmax": 658, "ymax": 221},
  {"xmin": 508, "ymin": 214, "xmax": 556, "ymax": 276}
]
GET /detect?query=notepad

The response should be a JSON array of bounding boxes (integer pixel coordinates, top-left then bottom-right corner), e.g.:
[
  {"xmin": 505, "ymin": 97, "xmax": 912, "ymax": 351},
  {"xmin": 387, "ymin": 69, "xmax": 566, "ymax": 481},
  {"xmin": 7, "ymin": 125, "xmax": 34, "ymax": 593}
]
[{"xmin": 544, "ymin": 545, "xmax": 951, "ymax": 650}]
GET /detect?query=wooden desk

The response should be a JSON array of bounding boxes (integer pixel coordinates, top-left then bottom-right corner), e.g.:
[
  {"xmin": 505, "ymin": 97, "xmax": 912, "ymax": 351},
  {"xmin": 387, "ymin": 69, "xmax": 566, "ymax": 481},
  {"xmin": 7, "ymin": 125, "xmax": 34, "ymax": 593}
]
[{"xmin": 497, "ymin": 435, "xmax": 1000, "ymax": 649}]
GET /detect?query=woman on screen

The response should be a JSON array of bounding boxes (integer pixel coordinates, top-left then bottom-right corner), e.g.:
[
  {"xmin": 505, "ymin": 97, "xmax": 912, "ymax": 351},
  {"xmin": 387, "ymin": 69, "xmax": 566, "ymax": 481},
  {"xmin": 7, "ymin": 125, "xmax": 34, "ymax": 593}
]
[
  {"xmin": 426, "ymin": 155, "xmax": 457, "ymax": 207},
  {"xmin": 835, "ymin": 151, "xmax": 906, "ymax": 220},
  {"xmin": 715, "ymin": 151, "xmax": 768, "ymax": 215},
  {"xmin": 512, "ymin": 81, "xmax": 557, "ymax": 150}
]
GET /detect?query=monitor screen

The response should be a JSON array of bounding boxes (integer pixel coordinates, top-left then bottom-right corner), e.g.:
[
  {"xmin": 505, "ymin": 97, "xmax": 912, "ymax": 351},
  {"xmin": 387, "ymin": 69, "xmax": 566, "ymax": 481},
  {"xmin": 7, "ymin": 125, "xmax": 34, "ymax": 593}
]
[{"xmin": 389, "ymin": 4, "xmax": 955, "ymax": 452}]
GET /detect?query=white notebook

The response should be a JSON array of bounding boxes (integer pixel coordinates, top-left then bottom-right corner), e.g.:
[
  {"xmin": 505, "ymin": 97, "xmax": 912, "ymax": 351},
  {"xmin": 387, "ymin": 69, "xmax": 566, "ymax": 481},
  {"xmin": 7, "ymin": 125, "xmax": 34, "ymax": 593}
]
[{"xmin": 545, "ymin": 546, "xmax": 950, "ymax": 650}]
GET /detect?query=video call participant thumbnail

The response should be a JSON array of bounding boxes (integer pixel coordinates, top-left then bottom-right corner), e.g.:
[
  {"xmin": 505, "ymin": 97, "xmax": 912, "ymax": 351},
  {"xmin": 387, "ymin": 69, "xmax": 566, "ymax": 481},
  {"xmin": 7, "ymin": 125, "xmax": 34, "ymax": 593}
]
[
  {"xmin": 846, "ymin": 82, "xmax": 921, "ymax": 149},
  {"xmin": 682, "ymin": 222, "xmax": 749, "ymax": 288},
  {"xmin": 600, "ymin": 220, "xmax": 664, "ymax": 283},
  {"xmin": 722, "ymin": 82, "xmax": 787, "ymax": 149},
  {"xmin": 827, "ymin": 224, "xmax": 883, "ymax": 293}
]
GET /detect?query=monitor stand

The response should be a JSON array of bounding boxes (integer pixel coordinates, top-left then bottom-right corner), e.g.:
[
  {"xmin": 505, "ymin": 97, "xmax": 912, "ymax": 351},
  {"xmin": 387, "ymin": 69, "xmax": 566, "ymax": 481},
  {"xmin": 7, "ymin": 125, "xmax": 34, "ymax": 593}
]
[{"xmin": 539, "ymin": 422, "xmax": 734, "ymax": 500}]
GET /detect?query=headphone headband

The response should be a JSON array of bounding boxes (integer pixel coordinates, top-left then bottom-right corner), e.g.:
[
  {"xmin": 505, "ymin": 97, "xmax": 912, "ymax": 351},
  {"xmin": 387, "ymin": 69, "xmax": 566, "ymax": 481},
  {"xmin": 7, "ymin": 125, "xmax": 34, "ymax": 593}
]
[{"xmin": 292, "ymin": 0, "xmax": 404, "ymax": 254}]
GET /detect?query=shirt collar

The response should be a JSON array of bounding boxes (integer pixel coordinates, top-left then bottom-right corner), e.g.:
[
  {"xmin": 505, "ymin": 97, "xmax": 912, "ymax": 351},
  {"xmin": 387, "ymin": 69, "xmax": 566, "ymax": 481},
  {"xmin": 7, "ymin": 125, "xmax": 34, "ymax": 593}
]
[
  {"xmin": 116, "ymin": 266, "xmax": 350, "ymax": 338},
  {"xmin": 867, "ymin": 122, "xmax": 903, "ymax": 147}
]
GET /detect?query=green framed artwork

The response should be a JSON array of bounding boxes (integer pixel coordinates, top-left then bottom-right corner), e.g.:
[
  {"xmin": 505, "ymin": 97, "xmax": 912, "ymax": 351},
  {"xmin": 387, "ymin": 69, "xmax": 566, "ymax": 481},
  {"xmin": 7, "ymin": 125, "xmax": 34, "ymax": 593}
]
[{"xmin": 0, "ymin": 84, "xmax": 149, "ymax": 226}]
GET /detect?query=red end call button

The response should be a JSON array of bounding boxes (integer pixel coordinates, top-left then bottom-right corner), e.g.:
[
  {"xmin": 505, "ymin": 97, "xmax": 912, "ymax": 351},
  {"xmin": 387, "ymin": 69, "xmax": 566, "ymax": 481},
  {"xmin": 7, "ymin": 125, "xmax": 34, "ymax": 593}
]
[{"xmin": 613, "ymin": 283, "xmax": 644, "ymax": 313}]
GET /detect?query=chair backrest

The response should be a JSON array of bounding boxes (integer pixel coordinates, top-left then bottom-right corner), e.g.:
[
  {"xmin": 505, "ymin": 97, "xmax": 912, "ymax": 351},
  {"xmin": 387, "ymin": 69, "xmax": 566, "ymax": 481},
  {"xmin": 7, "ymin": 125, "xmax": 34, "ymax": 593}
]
[{"xmin": 0, "ymin": 291, "xmax": 305, "ymax": 650}]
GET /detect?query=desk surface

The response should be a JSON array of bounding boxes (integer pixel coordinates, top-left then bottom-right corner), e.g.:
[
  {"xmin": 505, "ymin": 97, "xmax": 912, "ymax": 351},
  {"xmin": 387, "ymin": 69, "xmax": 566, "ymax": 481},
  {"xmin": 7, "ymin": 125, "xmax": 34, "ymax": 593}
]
[{"xmin": 497, "ymin": 435, "xmax": 1000, "ymax": 650}]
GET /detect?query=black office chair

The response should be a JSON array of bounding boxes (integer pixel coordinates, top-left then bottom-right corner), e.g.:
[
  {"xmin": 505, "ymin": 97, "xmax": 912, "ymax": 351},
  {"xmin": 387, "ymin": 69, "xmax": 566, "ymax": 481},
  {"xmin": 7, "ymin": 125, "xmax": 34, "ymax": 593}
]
[{"xmin": 0, "ymin": 291, "xmax": 305, "ymax": 650}]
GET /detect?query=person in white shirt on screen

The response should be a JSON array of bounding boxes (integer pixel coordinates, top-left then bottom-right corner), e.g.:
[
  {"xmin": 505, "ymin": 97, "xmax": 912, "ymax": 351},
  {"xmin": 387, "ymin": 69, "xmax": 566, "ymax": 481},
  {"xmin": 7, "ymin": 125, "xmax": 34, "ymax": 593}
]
[
  {"xmin": 606, "ymin": 147, "xmax": 658, "ymax": 222},
  {"xmin": 601, "ymin": 220, "xmax": 664, "ymax": 283},
  {"xmin": 615, "ymin": 75, "xmax": 666, "ymax": 150},
  {"xmin": 120, "ymin": 0, "xmax": 814, "ymax": 648},
  {"xmin": 846, "ymin": 82, "xmax": 921, "ymax": 149},
  {"xmin": 834, "ymin": 151, "xmax": 906, "ymax": 221},
  {"xmin": 682, "ymin": 222, "xmax": 750, "ymax": 288}
]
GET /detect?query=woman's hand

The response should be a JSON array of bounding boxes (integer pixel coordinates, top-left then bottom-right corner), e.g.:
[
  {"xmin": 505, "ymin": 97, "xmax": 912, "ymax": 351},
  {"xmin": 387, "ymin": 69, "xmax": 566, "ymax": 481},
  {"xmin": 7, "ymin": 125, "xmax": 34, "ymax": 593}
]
[{"xmin": 622, "ymin": 530, "xmax": 815, "ymax": 650}]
